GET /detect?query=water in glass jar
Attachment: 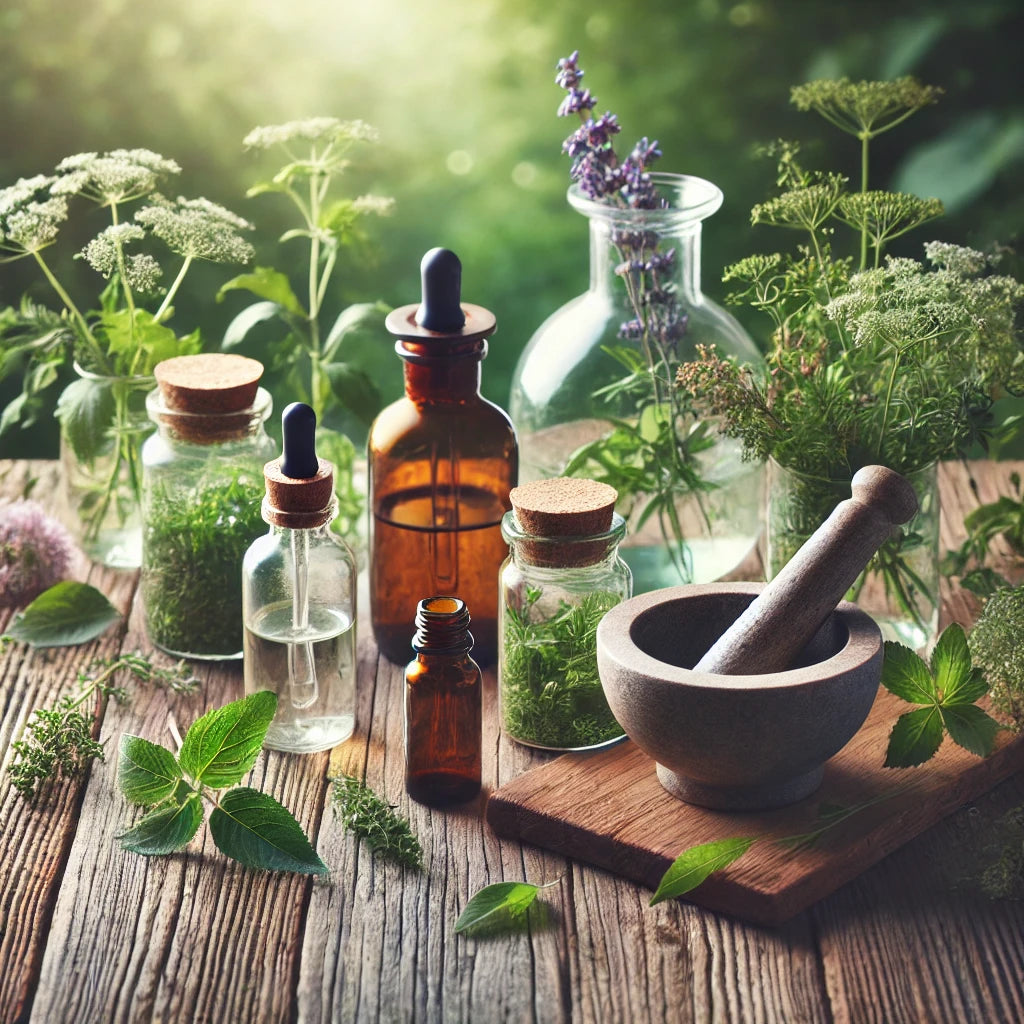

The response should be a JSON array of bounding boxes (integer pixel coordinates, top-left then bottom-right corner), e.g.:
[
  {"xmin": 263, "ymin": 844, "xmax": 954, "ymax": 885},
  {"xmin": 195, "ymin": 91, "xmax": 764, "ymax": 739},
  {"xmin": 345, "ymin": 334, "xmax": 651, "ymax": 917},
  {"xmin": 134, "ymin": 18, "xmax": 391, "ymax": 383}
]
[{"xmin": 243, "ymin": 602, "xmax": 356, "ymax": 753}]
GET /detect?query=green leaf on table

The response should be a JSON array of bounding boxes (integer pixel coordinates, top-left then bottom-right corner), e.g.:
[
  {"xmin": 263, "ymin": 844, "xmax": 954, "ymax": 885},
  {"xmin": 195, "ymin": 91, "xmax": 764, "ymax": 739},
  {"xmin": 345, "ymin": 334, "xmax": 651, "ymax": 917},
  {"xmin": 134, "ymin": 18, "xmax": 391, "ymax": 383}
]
[
  {"xmin": 118, "ymin": 782, "xmax": 203, "ymax": 855},
  {"xmin": 118, "ymin": 734, "xmax": 182, "ymax": 805},
  {"xmin": 209, "ymin": 787, "xmax": 327, "ymax": 874},
  {"xmin": 939, "ymin": 703, "xmax": 1003, "ymax": 758},
  {"xmin": 930, "ymin": 623, "xmax": 976, "ymax": 702},
  {"xmin": 649, "ymin": 836, "xmax": 755, "ymax": 906},
  {"xmin": 880, "ymin": 641, "xmax": 935, "ymax": 704},
  {"xmin": 454, "ymin": 881, "xmax": 550, "ymax": 935},
  {"xmin": 884, "ymin": 705, "xmax": 945, "ymax": 767},
  {"xmin": 882, "ymin": 624, "xmax": 999, "ymax": 768},
  {"xmin": 218, "ymin": 267, "xmax": 304, "ymax": 317},
  {"xmin": 55, "ymin": 375, "xmax": 114, "ymax": 462},
  {"xmin": 4, "ymin": 582, "xmax": 120, "ymax": 647},
  {"xmin": 178, "ymin": 690, "xmax": 277, "ymax": 788}
]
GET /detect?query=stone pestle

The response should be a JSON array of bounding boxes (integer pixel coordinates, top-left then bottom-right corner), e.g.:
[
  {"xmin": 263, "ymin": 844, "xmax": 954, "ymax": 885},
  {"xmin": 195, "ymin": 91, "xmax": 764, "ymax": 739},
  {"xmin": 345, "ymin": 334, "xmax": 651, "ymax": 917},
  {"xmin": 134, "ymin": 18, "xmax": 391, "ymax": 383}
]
[{"xmin": 693, "ymin": 465, "xmax": 919, "ymax": 676}]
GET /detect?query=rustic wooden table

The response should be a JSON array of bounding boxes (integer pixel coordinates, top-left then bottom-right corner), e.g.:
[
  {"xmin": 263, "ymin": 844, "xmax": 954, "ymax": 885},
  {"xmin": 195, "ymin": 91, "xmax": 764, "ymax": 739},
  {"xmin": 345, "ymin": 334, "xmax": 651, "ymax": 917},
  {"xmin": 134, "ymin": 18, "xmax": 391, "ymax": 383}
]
[{"xmin": 1, "ymin": 458, "xmax": 1022, "ymax": 1024}]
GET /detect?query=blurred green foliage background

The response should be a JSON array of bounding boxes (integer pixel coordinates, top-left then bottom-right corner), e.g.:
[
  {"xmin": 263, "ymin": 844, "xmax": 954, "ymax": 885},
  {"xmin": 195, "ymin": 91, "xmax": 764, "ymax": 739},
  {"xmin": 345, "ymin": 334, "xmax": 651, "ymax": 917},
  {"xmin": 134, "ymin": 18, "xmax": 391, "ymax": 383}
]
[{"xmin": 2, "ymin": 0, "xmax": 1022, "ymax": 457}]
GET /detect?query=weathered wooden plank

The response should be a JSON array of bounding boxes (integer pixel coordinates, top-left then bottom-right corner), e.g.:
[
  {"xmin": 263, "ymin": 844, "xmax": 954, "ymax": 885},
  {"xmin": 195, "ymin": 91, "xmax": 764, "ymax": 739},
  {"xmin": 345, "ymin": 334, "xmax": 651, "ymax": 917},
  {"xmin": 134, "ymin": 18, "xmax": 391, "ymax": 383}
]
[
  {"xmin": 0, "ymin": 461, "xmax": 139, "ymax": 1024},
  {"xmin": 813, "ymin": 773, "xmax": 1024, "ymax": 1024},
  {"xmin": 26, "ymin": 589, "xmax": 329, "ymax": 1024}
]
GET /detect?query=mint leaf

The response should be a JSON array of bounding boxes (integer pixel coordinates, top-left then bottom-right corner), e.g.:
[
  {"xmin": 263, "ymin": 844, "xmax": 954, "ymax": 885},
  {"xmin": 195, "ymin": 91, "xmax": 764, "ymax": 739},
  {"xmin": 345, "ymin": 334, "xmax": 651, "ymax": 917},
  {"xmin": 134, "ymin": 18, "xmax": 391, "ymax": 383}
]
[
  {"xmin": 939, "ymin": 703, "xmax": 1002, "ymax": 757},
  {"xmin": 218, "ymin": 267, "xmax": 304, "ymax": 317},
  {"xmin": 209, "ymin": 787, "xmax": 327, "ymax": 874},
  {"xmin": 55, "ymin": 375, "xmax": 114, "ymax": 462},
  {"xmin": 881, "ymin": 641, "xmax": 935, "ymax": 704},
  {"xmin": 118, "ymin": 783, "xmax": 203, "ymax": 855},
  {"xmin": 649, "ymin": 836, "xmax": 755, "ymax": 906},
  {"xmin": 178, "ymin": 690, "xmax": 277, "ymax": 788},
  {"xmin": 884, "ymin": 706, "xmax": 944, "ymax": 767},
  {"xmin": 4, "ymin": 581, "xmax": 120, "ymax": 647},
  {"xmin": 323, "ymin": 361, "xmax": 381, "ymax": 426},
  {"xmin": 221, "ymin": 300, "xmax": 285, "ymax": 349},
  {"xmin": 930, "ymin": 623, "xmax": 974, "ymax": 702},
  {"xmin": 454, "ymin": 881, "xmax": 548, "ymax": 934},
  {"xmin": 322, "ymin": 302, "xmax": 384, "ymax": 359},
  {"xmin": 118, "ymin": 734, "xmax": 182, "ymax": 805}
]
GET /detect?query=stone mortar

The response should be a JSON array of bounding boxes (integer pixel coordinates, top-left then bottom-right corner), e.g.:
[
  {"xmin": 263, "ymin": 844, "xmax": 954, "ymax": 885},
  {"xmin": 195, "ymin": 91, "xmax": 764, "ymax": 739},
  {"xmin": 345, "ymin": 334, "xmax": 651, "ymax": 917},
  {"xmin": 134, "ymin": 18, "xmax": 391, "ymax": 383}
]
[{"xmin": 596, "ymin": 582, "xmax": 883, "ymax": 811}]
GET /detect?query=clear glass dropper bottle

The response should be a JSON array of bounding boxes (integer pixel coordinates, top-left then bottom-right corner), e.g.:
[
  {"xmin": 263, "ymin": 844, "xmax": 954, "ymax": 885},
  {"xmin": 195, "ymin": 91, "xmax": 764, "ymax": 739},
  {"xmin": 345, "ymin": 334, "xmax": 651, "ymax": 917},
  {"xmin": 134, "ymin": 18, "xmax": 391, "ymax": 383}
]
[{"xmin": 242, "ymin": 402, "xmax": 357, "ymax": 752}]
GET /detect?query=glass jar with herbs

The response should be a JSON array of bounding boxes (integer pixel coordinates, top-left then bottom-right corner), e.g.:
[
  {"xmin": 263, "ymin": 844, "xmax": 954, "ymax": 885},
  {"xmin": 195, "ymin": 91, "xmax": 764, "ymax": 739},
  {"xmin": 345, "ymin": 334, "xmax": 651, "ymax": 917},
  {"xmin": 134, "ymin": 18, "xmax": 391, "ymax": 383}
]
[
  {"xmin": 498, "ymin": 477, "xmax": 632, "ymax": 751},
  {"xmin": 141, "ymin": 353, "xmax": 275, "ymax": 659}
]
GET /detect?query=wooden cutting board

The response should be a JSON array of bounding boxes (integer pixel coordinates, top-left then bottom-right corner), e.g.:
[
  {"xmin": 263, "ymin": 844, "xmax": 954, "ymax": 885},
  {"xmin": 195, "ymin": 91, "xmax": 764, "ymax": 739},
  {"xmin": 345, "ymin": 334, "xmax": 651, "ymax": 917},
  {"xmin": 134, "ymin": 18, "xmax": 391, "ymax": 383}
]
[{"xmin": 486, "ymin": 688, "xmax": 1024, "ymax": 926}]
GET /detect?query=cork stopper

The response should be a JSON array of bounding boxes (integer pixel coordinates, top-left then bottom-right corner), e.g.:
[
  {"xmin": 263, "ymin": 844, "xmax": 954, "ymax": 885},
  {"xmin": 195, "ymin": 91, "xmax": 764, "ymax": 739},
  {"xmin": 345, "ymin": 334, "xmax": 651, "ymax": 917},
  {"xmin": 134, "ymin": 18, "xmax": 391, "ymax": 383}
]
[
  {"xmin": 508, "ymin": 478, "xmax": 619, "ymax": 567},
  {"xmin": 262, "ymin": 403, "xmax": 335, "ymax": 528},
  {"xmin": 152, "ymin": 353, "xmax": 266, "ymax": 443}
]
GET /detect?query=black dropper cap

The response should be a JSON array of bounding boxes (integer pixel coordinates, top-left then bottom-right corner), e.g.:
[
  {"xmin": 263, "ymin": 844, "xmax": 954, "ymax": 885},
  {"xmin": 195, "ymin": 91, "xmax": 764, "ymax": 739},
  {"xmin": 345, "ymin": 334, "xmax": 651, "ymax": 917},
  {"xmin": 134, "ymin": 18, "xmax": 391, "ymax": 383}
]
[
  {"xmin": 385, "ymin": 247, "xmax": 496, "ymax": 348},
  {"xmin": 281, "ymin": 402, "xmax": 319, "ymax": 479},
  {"xmin": 263, "ymin": 402, "xmax": 334, "ymax": 525},
  {"xmin": 415, "ymin": 248, "xmax": 466, "ymax": 332}
]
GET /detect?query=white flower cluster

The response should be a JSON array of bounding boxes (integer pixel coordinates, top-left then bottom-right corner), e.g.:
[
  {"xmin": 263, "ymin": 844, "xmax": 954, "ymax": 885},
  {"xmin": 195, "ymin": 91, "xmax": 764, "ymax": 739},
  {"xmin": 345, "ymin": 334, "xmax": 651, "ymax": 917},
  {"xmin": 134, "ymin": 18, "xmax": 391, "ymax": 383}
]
[
  {"xmin": 352, "ymin": 194, "xmax": 395, "ymax": 217},
  {"xmin": 0, "ymin": 176, "xmax": 69, "ymax": 254},
  {"xmin": 53, "ymin": 149, "xmax": 181, "ymax": 205},
  {"xmin": 80, "ymin": 224, "xmax": 163, "ymax": 294},
  {"xmin": 243, "ymin": 117, "xmax": 379, "ymax": 150},
  {"xmin": 135, "ymin": 195, "xmax": 254, "ymax": 264}
]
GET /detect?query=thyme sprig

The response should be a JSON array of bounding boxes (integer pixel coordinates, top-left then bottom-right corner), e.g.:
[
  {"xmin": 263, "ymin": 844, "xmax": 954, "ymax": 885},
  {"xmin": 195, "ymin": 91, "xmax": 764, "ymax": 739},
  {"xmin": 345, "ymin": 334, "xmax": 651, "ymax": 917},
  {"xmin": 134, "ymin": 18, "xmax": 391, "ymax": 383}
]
[
  {"xmin": 330, "ymin": 772, "xmax": 423, "ymax": 869},
  {"xmin": 9, "ymin": 652, "xmax": 199, "ymax": 801}
]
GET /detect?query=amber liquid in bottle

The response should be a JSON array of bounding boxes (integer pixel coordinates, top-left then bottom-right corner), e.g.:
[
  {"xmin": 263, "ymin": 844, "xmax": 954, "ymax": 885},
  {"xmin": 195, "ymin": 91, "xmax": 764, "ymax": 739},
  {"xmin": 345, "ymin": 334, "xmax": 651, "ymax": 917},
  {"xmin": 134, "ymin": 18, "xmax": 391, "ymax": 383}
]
[
  {"xmin": 369, "ymin": 282, "xmax": 517, "ymax": 666},
  {"xmin": 404, "ymin": 597, "xmax": 482, "ymax": 806}
]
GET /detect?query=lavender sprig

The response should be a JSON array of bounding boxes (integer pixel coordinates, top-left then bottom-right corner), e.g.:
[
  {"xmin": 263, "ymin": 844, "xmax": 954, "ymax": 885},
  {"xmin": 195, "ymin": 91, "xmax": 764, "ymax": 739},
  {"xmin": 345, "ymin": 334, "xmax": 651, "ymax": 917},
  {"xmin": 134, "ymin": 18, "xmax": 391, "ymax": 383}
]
[{"xmin": 553, "ymin": 52, "xmax": 711, "ymax": 578}]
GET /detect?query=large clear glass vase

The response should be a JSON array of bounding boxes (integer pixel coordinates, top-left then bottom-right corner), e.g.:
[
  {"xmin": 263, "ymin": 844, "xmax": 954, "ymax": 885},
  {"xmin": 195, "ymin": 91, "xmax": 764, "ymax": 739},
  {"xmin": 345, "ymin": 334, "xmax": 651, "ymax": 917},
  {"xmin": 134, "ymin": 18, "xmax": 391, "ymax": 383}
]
[
  {"xmin": 59, "ymin": 366, "xmax": 154, "ymax": 568},
  {"xmin": 509, "ymin": 173, "xmax": 764, "ymax": 592}
]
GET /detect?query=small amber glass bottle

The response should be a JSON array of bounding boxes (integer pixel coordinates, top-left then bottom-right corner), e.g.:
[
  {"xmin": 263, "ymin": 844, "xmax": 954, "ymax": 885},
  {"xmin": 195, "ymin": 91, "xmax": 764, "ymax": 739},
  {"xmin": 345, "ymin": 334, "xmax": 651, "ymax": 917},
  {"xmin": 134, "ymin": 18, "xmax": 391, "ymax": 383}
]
[
  {"xmin": 404, "ymin": 596, "xmax": 482, "ymax": 807},
  {"xmin": 369, "ymin": 248, "xmax": 518, "ymax": 666}
]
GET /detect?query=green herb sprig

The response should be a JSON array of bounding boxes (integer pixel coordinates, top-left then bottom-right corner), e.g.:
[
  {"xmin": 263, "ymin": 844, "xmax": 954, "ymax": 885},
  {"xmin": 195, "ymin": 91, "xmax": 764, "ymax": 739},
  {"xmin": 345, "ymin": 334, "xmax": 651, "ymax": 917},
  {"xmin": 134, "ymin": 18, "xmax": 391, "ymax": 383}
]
[
  {"xmin": 882, "ymin": 623, "xmax": 1002, "ymax": 767},
  {"xmin": 676, "ymin": 80, "xmax": 1024, "ymax": 480},
  {"xmin": 221, "ymin": 118, "xmax": 394, "ymax": 538},
  {"xmin": 330, "ymin": 773, "xmax": 423, "ymax": 869},
  {"xmin": 9, "ymin": 651, "xmax": 199, "ymax": 800},
  {"xmin": 118, "ymin": 690, "xmax": 326, "ymax": 874},
  {"xmin": 942, "ymin": 472, "xmax": 1024, "ymax": 598}
]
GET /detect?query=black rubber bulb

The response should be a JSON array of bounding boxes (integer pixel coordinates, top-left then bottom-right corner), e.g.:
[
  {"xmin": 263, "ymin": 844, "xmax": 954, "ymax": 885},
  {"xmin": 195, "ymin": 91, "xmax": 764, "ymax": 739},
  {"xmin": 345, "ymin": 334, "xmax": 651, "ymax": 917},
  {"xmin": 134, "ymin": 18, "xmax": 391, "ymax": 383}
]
[
  {"xmin": 280, "ymin": 402, "xmax": 319, "ymax": 479},
  {"xmin": 415, "ymin": 247, "xmax": 466, "ymax": 332}
]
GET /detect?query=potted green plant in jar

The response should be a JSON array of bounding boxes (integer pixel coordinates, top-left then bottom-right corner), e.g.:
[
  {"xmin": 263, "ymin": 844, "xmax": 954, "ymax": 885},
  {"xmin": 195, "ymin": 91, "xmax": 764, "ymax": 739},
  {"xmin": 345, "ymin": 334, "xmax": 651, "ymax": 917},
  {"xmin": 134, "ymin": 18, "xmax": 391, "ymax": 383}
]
[
  {"xmin": 676, "ymin": 78, "xmax": 1024, "ymax": 648},
  {"xmin": 0, "ymin": 150, "xmax": 255, "ymax": 566}
]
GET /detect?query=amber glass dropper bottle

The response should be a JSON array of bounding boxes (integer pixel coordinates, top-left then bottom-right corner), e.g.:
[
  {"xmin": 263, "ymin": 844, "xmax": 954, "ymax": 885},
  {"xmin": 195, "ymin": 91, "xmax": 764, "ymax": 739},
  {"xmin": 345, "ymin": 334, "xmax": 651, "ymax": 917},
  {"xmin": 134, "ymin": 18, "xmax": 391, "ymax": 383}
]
[
  {"xmin": 368, "ymin": 248, "xmax": 518, "ymax": 665},
  {"xmin": 404, "ymin": 596, "xmax": 482, "ymax": 807}
]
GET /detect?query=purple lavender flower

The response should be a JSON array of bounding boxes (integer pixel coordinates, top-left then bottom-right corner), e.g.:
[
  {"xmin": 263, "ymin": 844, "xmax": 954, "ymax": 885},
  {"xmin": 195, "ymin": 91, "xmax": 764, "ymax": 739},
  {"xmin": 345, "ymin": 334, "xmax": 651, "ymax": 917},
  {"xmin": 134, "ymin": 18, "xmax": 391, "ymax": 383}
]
[
  {"xmin": 555, "ymin": 51, "xmax": 688, "ymax": 353},
  {"xmin": 0, "ymin": 499, "xmax": 75, "ymax": 607}
]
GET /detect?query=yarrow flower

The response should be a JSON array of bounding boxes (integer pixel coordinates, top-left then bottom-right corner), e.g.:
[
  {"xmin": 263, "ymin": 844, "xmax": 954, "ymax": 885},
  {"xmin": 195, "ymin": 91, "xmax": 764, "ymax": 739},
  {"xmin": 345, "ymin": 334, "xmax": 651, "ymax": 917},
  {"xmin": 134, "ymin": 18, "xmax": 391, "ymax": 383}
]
[
  {"xmin": 352, "ymin": 194, "xmax": 395, "ymax": 216},
  {"xmin": 243, "ymin": 117, "xmax": 379, "ymax": 150},
  {"xmin": 52, "ymin": 149, "xmax": 181, "ymax": 205},
  {"xmin": 0, "ymin": 499, "xmax": 76, "ymax": 607},
  {"xmin": 135, "ymin": 195, "xmax": 254, "ymax": 264}
]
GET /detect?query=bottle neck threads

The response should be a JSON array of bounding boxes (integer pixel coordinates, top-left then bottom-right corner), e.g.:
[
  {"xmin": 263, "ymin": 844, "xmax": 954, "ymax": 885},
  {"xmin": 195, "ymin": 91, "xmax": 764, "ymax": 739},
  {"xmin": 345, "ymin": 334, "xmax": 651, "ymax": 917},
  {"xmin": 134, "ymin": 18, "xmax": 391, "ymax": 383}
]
[{"xmin": 411, "ymin": 597, "xmax": 474, "ymax": 655}]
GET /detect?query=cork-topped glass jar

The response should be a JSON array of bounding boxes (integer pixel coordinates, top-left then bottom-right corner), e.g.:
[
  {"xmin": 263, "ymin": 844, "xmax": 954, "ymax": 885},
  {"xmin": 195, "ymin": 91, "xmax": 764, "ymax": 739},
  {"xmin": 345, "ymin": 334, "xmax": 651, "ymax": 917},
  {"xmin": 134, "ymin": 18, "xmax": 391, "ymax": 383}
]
[
  {"xmin": 498, "ymin": 477, "xmax": 632, "ymax": 751},
  {"xmin": 141, "ymin": 353, "xmax": 275, "ymax": 659}
]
